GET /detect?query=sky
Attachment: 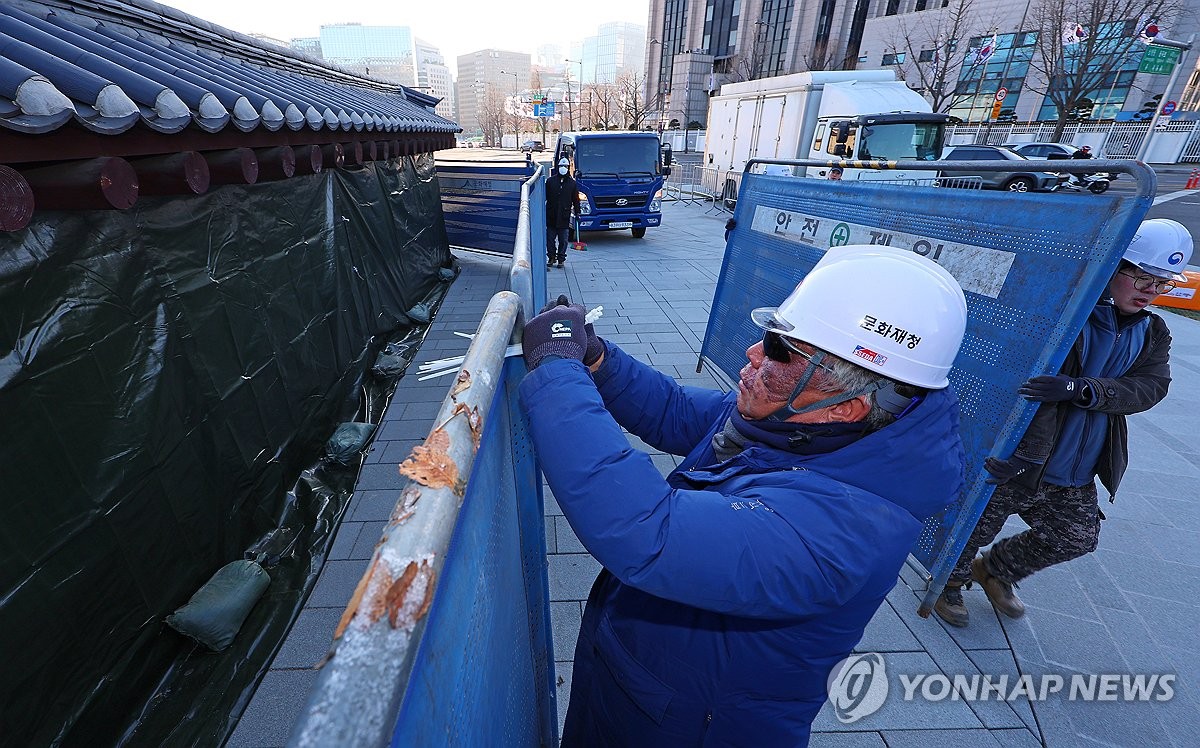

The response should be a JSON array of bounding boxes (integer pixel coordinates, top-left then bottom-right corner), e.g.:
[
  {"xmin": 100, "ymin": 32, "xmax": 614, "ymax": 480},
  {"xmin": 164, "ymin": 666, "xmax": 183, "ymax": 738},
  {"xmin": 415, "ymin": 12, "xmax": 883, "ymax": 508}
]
[{"xmin": 159, "ymin": 0, "xmax": 651, "ymax": 76}]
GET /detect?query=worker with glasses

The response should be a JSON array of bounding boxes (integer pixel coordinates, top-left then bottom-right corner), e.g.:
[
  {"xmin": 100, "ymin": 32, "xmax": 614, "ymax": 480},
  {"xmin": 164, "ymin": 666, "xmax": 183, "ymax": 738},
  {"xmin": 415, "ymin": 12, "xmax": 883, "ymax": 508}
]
[
  {"xmin": 518, "ymin": 245, "xmax": 968, "ymax": 746},
  {"xmin": 936, "ymin": 218, "xmax": 1194, "ymax": 628}
]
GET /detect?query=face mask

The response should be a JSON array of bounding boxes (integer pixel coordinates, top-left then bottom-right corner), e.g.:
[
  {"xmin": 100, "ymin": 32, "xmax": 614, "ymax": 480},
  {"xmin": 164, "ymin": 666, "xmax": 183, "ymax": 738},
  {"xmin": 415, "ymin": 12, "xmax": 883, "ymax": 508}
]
[{"xmin": 558, "ymin": 167, "xmax": 568, "ymax": 176}]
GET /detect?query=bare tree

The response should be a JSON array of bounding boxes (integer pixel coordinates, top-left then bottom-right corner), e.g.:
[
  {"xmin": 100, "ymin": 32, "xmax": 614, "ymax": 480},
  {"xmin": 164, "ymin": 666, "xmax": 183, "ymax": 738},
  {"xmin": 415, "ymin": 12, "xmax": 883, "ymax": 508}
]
[
  {"xmin": 885, "ymin": 0, "xmax": 997, "ymax": 112},
  {"xmin": 618, "ymin": 71, "xmax": 657, "ymax": 130},
  {"xmin": 588, "ymin": 83, "xmax": 622, "ymax": 130},
  {"xmin": 478, "ymin": 85, "xmax": 507, "ymax": 147},
  {"xmin": 1025, "ymin": 0, "xmax": 1185, "ymax": 140}
]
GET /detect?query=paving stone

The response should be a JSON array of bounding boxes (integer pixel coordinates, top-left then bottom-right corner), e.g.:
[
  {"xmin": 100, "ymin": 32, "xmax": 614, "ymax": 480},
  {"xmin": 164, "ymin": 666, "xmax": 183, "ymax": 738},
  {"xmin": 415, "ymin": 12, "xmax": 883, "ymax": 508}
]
[
  {"xmin": 1122, "ymin": 592, "xmax": 1200, "ymax": 655},
  {"xmin": 547, "ymin": 553, "xmax": 602, "ymax": 602},
  {"xmin": 271, "ymin": 608, "xmax": 341, "ymax": 669},
  {"xmin": 1016, "ymin": 562, "xmax": 1100, "ymax": 623},
  {"xmin": 962, "ymin": 649, "xmax": 1039, "ymax": 733},
  {"xmin": 349, "ymin": 521, "xmax": 387, "ymax": 560},
  {"xmin": 812, "ymin": 651, "xmax": 982, "ymax": 732},
  {"xmin": 348, "ymin": 489, "xmax": 400, "ymax": 522},
  {"xmin": 550, "ymin": 600, "xmax": 583, "ymax": 664},
  {"xmin": 306, "ymin": 559, "xmax": 370, "ymax": 608},
  {"xmin": 326, "ymin": 520, "xmax": 362, "ymax": 561},
  {"xmin": 226, "ymin": 669, "xmax": 319, "ymax": 748},
  {"xmin": 808, "ymin": 732, "xmax": 887, "ymax": 747},
  {"xmin": 855, "ymin": 601, "xmax": 922, "ymax": 653},
  {"xmin": 355, "ymin": 462, "xmax": 408, "ymax": 490},
  {"xmin": 555, "ymin": 661, "xmax": 573, "ymax": 741},
  {"xmin": 878, "ymin": 728, "xmax": 1011, "ymax": 747},
  {"xmin": 554, "ymin": 516, "xmax": 587, "ymax": 554},
  {"xmin": 1093, "ymin": 547, "xmax": 1200, "ymax": 606}
]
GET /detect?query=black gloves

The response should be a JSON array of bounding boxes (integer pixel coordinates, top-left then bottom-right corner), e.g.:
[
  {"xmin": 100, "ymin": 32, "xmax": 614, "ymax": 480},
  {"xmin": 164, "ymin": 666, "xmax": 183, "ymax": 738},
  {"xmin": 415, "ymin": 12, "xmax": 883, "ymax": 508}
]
[
  {"xmin": 523, "ymin": 295, "xmax": 587, "ymax": 370},
  {"xmin": 1018, "ymin": 375, "xmax": 1087, "ymax": 403},
  {"xmin": 984, "ymin": 455, "xmax": 1042, "ymax": 486},
  {"xmin": 724, "ymin": 218, "xmax": 737, "ymax": 241}
]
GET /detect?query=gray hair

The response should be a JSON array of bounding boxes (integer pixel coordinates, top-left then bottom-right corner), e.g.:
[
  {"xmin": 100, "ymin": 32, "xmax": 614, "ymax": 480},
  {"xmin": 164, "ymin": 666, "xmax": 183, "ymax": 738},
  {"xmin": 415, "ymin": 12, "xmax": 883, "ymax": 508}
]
[{"xmin": 809, "ymin": 351, "xmax": 926, "ymax": 430}]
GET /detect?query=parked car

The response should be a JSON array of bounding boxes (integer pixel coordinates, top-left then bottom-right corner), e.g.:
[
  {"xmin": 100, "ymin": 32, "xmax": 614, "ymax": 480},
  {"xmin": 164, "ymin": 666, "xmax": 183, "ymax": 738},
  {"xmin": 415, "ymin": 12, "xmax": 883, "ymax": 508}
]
[
  {"xmin": 1007, "ymin": 142, "xmax": 1082, "ymax": 160},
  {"xmin": 520, "ymin": 140, "xmax": 545, "ymax": 152},
  {"xmin": 938, "ymin": 145, "xmax": 1062, "ymax": 192},
  {"xmin": 1007, "ymin": 141, "xmax": 1119, "ymax": 183}
]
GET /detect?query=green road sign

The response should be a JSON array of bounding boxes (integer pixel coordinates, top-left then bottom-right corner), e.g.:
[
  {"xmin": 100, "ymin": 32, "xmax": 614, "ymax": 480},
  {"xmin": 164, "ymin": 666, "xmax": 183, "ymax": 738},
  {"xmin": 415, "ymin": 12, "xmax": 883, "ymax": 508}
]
[{"xmin": 1138, "ymin": 45, "xmax": 1181, "ymax": 75}]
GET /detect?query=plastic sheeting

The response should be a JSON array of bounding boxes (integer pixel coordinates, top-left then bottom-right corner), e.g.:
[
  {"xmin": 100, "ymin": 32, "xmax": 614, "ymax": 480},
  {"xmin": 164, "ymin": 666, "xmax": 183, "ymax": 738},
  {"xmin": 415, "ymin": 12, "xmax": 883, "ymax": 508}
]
[{"xmin": 0, "ymin": 154, "xmax": 453, "ymax": 745}]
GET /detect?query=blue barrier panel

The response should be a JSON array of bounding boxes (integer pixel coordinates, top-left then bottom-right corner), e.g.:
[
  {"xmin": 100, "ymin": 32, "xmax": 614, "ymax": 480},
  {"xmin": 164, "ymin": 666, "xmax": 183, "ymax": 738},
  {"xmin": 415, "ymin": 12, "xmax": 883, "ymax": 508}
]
[
  {"xmin": 529, "ymin": 174, "xmax": 547, "ymax": 308},
  {"xmin": 439, "ymin": 162, "xmax": 537, "ymax": 254},
  {"xmin": 701, "ymin": 168, "xmax": 1153, "ymax": 614},
  {"xmin": 390, "ymin": 356, "xmax": 555, "ymax": 746}
]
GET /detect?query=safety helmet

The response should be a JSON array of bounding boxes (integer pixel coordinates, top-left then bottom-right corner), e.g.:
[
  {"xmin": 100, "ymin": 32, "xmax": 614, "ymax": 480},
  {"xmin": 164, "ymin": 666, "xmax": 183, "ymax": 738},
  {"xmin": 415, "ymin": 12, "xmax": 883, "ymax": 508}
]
[
  {"xmin": 751, "ymin": 245, "xmax": 967, "ymax": 389},
  {"xmin": 558, "ymin": 158, "xmax": 570, "ymax": 167},
  {"xmin": 1124, "ymin": 218, "xmax": 1192, "ymax": 281}
]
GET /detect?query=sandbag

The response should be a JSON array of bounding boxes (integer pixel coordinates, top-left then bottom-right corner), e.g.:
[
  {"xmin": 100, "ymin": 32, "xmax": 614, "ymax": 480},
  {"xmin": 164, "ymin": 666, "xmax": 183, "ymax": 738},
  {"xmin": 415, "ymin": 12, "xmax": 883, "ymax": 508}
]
[
  {"xmin": 166, "ymin": 561, "xmax": 270, "ymax": 652},
  {"xmin": 324, "ymin": 422, "xmax": 376, "ymax": 464},
  {"xmin": 406, "ymin": 302, "xmax": 432, "ymax": 323}
]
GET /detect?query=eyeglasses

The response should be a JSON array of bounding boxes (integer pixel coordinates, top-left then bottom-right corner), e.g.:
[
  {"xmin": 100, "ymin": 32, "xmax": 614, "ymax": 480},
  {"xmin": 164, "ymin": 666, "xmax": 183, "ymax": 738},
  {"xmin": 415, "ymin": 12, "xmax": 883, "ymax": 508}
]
[
  {"xmin": 761, "ymin": 331, "xmax": 833, "ymax": 371},
  {"xmin": 1118, "ymin": 270, "xmax": 1176, "ymax": 294}
]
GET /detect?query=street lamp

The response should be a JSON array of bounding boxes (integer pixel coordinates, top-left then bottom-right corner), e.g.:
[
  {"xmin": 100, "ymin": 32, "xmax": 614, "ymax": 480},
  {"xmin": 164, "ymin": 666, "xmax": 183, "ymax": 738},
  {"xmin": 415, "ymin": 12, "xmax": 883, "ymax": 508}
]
[
  {"xmin": 565, "ymin": 58, "xmax": 584, "ymax": 129},
  {"xmin": 499, "ymin": 70, "xmax": 520, "ymax": 148}
]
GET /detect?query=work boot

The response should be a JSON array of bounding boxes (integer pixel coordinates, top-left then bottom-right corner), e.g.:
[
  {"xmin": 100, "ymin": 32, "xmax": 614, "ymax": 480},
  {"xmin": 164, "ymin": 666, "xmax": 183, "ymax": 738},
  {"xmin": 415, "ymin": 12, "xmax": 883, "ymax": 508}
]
[
  {"xmin": 547, "ymin": 260, "xmax": 554, "ymax": 269},
  {"xmin": 972, "ymin": 555, "xmax": 1025, "ymax": 619},
  {"xmin": 934, "ymin": 584, "xmax": 969, "ymax": 628},
  {"xmin": 557, "ymin": 261, "xmax": 565, "ymax": 269}
]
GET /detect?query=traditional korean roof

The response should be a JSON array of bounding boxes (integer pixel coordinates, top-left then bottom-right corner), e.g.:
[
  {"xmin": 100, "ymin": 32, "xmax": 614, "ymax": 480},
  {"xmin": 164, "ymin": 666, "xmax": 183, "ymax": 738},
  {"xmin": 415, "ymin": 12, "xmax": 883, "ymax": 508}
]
[{"xmin": 0, "ymin": 0, "xmax": 456, "ymax": 143}]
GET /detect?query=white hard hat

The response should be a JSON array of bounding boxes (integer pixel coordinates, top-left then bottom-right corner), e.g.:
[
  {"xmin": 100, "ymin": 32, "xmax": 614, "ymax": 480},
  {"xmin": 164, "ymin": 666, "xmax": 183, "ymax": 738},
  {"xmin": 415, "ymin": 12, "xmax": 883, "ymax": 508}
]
[
  {"xmin": 558, "ymin": 158, "xmax": 570, "ymax": 167},
  {"xmin": 1125, "ymin": 218, "xmax": 1192, "ymax": 281},
  {"xmin": 752, "ymin": 245, "xmax": 967, "ymax": 389}
]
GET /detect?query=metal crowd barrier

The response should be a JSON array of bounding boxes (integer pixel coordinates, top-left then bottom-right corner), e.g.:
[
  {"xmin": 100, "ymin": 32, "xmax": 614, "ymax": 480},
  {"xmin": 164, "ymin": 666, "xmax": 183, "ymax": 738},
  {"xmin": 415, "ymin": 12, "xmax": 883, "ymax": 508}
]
[
  {"xmin": 706, "ymin": 156, "xmax": 1155, "ymax": 618},
  {"xmin": 290, "ymin": 164, "xmax": 553, "ymax": 747}
]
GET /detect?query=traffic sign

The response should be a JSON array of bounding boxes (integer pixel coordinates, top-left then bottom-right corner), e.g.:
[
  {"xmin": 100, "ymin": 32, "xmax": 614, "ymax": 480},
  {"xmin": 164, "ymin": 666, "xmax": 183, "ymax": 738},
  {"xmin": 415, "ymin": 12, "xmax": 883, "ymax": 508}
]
[
  {"xmin": 533, "ymin": 102, "xmax": 557, "ymax": 117},
  {"xmin": 1138, "ymin": 45, "xmax": 1181, "ymax": 74},
  {"xmin": 1161, "ymin": 100, "xmax": 1177, "ymax": 116},
  {"xmin": 995, "ymin": 87, "xmax": 1008, "ymax": 102}
]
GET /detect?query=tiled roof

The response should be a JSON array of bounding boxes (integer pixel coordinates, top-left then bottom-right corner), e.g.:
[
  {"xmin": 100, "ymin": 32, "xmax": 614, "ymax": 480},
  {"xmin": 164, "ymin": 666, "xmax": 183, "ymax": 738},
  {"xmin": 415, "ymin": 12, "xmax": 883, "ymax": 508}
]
[{"xmin": 0, "ymin": 0, "xmax": 458, "ymax": 142}]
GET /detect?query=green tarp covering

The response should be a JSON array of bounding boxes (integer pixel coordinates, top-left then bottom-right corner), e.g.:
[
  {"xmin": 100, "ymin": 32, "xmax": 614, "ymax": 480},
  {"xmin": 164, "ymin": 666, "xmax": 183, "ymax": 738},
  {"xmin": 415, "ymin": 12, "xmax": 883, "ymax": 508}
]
[{"xmin": 0, "ymin": 154, "xmax": 452, "ymax": 745}]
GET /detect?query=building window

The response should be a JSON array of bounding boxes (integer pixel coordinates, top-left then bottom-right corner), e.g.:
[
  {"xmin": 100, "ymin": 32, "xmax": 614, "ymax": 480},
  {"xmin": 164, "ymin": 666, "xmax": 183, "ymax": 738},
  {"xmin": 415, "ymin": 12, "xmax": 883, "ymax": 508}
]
[
  {"xmin": 885, "ymin": 0, "xmax": 901, "ymax": 15},
  {"xmin": 919, "ymin": 49, "xmax": 935, "ymax": 62},
  {"xmin": 915, "ymin": 0, "xmax": 927, "ymax": 9},
  {"xmin": 882, "ymin": 52, "xmax": 906, "ymax": 65}
]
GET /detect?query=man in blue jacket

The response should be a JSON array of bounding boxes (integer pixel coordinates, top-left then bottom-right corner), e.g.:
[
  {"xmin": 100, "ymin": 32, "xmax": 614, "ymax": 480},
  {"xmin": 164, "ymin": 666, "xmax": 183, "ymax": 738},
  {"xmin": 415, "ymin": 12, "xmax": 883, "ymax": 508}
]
[{"xmin": 519, "ymin": 245, "xmax": 969, "ymax": 746}]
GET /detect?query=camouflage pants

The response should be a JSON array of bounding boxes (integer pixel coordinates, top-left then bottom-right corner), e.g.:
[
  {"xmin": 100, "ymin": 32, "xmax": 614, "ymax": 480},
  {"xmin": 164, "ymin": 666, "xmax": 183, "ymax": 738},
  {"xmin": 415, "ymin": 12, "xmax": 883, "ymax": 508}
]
[{"xmin": 949, "ymin": 482, "xmax": 1101, "ymax": 585}]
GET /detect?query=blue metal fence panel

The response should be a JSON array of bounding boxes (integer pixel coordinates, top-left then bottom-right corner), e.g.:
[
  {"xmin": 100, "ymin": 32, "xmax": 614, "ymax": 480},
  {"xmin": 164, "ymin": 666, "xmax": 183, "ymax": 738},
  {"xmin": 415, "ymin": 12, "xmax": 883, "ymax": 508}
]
[
  {"xmin": 701, "ymin": 173, "xmax": 1153, "ymax": 609},
  {"xmin": 390, "ymin": 356, "xmax": 555, "ymax": 746},
  {"xmin": 439, "ymin": 162, "xmax": 536, "ymax": 254},
  {"xmin": 528, "ymin": 175, "xmax": 547, "ymax": 309}
]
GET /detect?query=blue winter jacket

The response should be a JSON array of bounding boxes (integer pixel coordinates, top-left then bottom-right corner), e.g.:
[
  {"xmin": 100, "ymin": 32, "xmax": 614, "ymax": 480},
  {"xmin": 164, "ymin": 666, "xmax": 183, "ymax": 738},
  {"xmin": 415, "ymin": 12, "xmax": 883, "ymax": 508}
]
[{"xmin": 519, "ymin": 344, "xmax": 964, "ymax": 746}]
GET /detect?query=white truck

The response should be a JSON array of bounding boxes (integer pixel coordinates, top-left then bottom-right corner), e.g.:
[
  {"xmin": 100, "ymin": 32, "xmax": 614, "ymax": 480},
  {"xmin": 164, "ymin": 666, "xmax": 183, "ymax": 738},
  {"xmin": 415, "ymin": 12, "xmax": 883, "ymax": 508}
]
[{"xmin": 703, "ymin": 69, "xmax": 948, "ymax": 182}]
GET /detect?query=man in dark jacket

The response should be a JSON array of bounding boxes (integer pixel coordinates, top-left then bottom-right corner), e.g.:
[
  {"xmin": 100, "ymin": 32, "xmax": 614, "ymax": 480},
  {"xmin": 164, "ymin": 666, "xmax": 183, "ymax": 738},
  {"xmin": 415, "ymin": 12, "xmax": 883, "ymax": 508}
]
[
  {"xmin": 936, "ymin": 218, "xmax": 1193, "ymax": 627},
  {"xmin": 546, "ymin": 157, "xmax": 580, "ymax": 269},
  {"xmin": 519, "ymin": 245, "xmax": 969, "ymax": 746}
]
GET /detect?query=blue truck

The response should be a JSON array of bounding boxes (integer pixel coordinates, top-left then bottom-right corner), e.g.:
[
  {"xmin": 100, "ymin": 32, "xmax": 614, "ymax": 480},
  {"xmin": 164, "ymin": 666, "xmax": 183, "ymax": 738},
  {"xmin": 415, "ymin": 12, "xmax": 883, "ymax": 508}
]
[{"xmin": 553, "ymin": 131, "xmax": 671, "ymax": 239}]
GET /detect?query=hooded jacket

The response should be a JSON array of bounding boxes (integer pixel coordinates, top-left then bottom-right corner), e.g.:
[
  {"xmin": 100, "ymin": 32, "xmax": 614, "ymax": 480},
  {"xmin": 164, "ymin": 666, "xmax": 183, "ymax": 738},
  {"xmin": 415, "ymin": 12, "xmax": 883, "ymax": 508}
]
[{"xmin": 518, "ymin": 344, "xmax": 965, "ymax": 746}]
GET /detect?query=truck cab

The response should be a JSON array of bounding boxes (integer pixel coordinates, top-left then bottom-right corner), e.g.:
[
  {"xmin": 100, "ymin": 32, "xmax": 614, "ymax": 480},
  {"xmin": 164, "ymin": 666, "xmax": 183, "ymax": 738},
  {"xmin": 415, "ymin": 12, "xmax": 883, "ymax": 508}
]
[
  {"xmin": 703, "ymin": 71, "xmax": 949, "ymax": 184},
  {"xmin": 554, "ymin": 131, "xmax": 668, "ymax": 239}
]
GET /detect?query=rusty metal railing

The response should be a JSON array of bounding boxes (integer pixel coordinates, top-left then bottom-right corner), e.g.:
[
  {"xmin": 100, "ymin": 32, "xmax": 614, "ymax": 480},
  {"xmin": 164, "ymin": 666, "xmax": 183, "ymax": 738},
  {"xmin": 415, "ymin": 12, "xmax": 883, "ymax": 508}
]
[{"xmin": 288, "ymin": 292, "xmax": 524, "ymax": 747}]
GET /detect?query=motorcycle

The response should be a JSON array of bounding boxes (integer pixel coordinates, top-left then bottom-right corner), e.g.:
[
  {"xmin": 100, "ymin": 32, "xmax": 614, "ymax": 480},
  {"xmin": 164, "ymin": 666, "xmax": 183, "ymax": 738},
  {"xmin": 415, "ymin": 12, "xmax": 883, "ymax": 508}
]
[{"xmin": 1056, "ymin": 171, "xmax": 1112, "ymax": 194}]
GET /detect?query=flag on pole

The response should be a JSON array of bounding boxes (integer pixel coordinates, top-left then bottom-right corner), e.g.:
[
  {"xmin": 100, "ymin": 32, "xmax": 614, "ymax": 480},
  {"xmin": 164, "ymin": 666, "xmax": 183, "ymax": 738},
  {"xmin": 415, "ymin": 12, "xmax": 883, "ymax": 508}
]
[
  {"xmin": 973, "ymin": 32, "xmax": 998, "ymax": 64},
  {"xmin": 1061, "ymin": 23, "xmax": 1088, "ymax": 45},
  {"xmin": 1138, "ymin": 18, "xmax": 1163, "ymax": 44}
]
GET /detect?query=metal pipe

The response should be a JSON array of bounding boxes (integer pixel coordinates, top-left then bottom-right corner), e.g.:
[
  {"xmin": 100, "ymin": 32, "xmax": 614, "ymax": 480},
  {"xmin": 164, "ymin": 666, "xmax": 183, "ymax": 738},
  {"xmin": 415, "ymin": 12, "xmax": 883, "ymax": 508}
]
[{"xmin": 288, "ymin": 291, "xmax": 523, "ymax": 748}]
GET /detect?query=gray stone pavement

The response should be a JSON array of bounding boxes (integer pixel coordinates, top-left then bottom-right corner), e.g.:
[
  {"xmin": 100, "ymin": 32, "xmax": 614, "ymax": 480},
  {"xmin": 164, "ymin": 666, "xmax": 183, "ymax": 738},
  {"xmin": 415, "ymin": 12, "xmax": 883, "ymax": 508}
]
[{"xmin": 230, "ymin": 197, "xmax": 1200, "ymax": 747}]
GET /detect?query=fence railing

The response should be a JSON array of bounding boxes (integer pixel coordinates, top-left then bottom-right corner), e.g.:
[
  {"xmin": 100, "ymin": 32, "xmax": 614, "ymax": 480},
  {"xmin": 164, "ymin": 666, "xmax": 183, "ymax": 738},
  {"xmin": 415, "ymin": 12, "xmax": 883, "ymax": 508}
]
[
  {"xmin": 290, "ymin": 165, "xmax": 553, "ymax": 747},
  {"xmin": 946, "ymin": 120, "xmax": 1200, "ymax": 161}
]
